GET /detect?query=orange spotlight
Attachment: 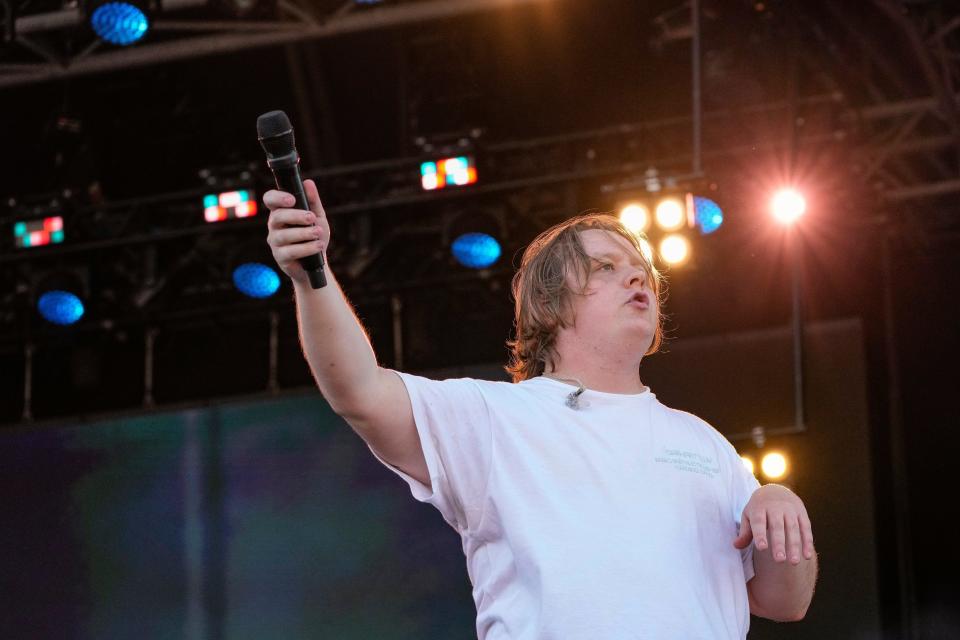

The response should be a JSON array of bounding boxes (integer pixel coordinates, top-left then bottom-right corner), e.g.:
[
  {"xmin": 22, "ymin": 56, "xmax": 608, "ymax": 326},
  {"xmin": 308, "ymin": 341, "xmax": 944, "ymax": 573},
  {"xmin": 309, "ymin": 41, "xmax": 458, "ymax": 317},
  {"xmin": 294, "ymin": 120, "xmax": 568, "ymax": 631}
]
[
  {"xmin": 654, "ymin": 197, "xmax": 686, "ymax": 231},
  {"xmin": 659, "ymin": 234, "xmax": 690, "ymax": 266},
  {"xmin": 760, "ymin": 451, "xmax": 789, "ymax": 480},
  {"xmin": 771, "ymin": 188, "xmax": 806, "ymax": 225},
  {"xmin": 618, "ymin": 203, "xmax": 651, "ymax": 234}
]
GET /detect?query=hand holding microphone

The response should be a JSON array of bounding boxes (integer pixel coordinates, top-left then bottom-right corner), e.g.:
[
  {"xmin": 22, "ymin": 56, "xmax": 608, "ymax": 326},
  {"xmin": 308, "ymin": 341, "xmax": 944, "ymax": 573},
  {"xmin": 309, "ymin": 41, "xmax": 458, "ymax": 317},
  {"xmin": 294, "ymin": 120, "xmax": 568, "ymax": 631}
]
[{"xmin": 258, "ymin": 110, "xmax": 328, "ymax": 289}]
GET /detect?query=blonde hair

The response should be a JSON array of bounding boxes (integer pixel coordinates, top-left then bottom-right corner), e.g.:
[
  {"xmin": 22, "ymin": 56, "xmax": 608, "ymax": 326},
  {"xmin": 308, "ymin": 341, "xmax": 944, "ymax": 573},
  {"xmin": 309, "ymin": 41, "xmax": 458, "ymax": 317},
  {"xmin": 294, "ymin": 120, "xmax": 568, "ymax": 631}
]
[{"xmin": 505, "ymin": 213, "xmax": 665, "ymax": 382}]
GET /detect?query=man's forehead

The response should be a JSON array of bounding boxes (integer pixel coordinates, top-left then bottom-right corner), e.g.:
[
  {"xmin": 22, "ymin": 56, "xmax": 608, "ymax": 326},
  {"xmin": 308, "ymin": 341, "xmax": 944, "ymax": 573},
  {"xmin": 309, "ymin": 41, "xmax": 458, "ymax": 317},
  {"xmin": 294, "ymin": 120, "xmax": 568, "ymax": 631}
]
[{"xmin": 579, "ymin": 229, "xmax": 644, "ymax": 260}]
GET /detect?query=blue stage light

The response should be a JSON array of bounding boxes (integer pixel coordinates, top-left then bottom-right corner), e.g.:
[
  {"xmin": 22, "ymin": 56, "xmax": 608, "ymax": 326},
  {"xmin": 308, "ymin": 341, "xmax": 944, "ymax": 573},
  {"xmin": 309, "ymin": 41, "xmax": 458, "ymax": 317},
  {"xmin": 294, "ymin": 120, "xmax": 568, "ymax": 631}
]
[
  {"xmin": 692, "ymin": 196, "xmax": 723, "ymax": 234},
  {"xmin": 232, "ymin": 263, "xmax": 281, "ymax": 299},
  {"xmin": 452, "ymin": 232, "xmax": 501, "ymax": 269},
  {"xmin": 37, "ymin": 290, "xmax": 85, "ymax": 326},
  {"xmin": 90, "ymin": 2, "xmax": 149, "ymax": 46}
]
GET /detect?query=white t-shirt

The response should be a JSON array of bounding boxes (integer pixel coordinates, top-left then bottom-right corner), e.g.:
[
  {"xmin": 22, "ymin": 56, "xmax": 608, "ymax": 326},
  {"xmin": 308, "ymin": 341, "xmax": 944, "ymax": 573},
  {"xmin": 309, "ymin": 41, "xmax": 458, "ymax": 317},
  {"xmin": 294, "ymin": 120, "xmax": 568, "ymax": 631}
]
[{"xmin": 371, "ymin": 372, "xmax": 760, "ymax": 640}]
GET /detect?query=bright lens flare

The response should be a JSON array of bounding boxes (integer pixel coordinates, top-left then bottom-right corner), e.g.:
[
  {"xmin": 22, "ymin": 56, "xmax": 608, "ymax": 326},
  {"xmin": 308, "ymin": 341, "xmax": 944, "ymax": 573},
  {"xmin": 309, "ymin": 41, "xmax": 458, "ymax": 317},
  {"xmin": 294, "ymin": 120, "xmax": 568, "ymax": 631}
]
[
  {"xmin": 760, "ymin": 452, "xmax": 788, "ymax": 480},
  {"xmin": 638, "ymin": 238, "xmax": 654, "ymax": 265},
  {"xmin": 659, "ymin": 234, "xmax": 690, "ymax": 265},
  {"xmin": 655, "ymin": 198, "xmax": 685, "ymax": 231},
  {"xmin": 771, "ymin": 189, "xmax": 806, "ymax": 225},
  {"xmin": 619, "ymin": 203, "xmax": 650, "ymax": 234},
  {"xmin": 741, "ymin": 455, "xmax": 755, "ymax": 476}
]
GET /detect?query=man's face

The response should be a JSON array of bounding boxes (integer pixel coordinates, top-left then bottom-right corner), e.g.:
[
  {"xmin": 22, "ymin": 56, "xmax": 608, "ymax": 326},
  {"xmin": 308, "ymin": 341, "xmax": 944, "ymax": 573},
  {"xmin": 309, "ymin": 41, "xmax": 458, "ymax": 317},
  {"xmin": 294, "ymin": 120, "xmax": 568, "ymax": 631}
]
[{"xmin": 564, "ymin": 229, "xmax": 658, "ymax": 350}]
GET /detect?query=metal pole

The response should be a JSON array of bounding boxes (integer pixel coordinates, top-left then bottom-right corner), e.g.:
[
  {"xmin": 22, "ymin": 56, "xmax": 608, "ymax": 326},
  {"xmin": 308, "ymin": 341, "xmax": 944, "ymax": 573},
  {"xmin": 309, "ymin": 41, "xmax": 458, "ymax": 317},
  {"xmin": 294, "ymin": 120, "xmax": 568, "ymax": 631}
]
[
  {"xmin": 21, "ymin": 343, "xmax": 33, "ymax": 422},
  {"xmin": 881, "ymin": 227, "xmax": 917, "ymax": 639},
  {"xmin": 790, "ymin": 231, "xmax": 805, "ymax": 430},
  {"xmin": 391, "ymin": 293, "xmax": 403, "ymax": 371},
  {"xmin": 690, "ymin": 0, "xmax": 702, "ymax": 176},
  {"xmin": 268, "ymin": 311, "xmax": 279, "ymax": 394},
  {"xmin": 787, "ymin": 0, "xmax": 804, "ymax": 432},
  {"xmin": 144, "ymin": 327, "xmax": 157, "ymax": 408},
  {"xmin": 284, "ymin": 45, "xmax": 322, "ymax": 170}
]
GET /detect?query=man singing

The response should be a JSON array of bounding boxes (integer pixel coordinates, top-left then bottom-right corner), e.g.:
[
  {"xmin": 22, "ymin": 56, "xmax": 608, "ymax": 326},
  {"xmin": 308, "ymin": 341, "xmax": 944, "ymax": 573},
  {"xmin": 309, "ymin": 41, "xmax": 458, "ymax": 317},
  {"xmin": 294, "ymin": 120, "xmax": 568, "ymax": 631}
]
[{"xmin": 264, "ymin": 179, "xmax": 817, "ymax": 639}]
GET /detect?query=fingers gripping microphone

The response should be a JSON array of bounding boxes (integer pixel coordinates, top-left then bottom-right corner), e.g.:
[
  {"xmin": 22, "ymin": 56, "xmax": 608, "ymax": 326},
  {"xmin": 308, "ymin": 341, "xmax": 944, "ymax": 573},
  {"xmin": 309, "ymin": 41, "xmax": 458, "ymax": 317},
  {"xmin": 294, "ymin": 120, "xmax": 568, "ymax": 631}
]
[{"xmin": 257, "ymin": 110, "xmax": 327, "ymax": 289}]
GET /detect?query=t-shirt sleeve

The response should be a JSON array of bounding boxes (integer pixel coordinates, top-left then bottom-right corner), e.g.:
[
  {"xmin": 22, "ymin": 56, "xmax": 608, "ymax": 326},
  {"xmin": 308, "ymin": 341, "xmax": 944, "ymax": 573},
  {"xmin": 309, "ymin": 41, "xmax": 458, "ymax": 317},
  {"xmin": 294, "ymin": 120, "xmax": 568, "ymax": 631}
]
[
  {"xmin": 367, "ymin": 370, "xmax": 493, "ymax": 535},
  {"xmin": 726, "ymin": 443, "xmax": 762, "ymax": 582}
]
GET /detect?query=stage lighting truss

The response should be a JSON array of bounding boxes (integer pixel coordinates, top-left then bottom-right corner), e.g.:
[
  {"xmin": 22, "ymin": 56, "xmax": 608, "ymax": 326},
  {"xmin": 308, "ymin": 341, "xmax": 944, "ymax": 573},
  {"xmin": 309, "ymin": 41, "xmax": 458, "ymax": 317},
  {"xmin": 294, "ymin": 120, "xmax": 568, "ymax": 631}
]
[
  {"xmin": 4, "ymin": 0, "xmax": 534, "ymax": 89},
  {"xmin": 615, "ymin": 190, "xmax": 723, "ymax": 269},
  {"xmin": 213, "ymin": 0, "xmax": 277, "ymax": 19}
]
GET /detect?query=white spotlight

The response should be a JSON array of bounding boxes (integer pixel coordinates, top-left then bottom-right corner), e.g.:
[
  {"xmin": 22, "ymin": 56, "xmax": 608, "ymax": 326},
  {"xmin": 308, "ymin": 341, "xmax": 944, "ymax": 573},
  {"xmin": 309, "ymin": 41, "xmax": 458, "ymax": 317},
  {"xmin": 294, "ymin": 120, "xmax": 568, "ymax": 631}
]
[{"xmin": 771, "ymin": 189, "xmax": 806, "ymax": 225}]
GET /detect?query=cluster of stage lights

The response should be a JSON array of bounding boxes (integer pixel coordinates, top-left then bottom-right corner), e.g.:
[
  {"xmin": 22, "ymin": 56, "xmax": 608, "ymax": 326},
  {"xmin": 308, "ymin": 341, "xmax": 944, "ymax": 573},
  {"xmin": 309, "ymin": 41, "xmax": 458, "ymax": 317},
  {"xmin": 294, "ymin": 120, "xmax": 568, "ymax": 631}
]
[
  {"xmin": 11, "ymin": 214, "xmax": 82, "ymax": 325},
  {"xmin": 617, "ymin": 194, "xmax": 723, "ymax": 267},
  {"xmin": 203, "ymin": 190, "xmax": 258, "ymax": 223},
  {"xmin": 202, "ymin": 189, "xmax": 282, "ymax": 299},
  {"xmin": 741, "ymin": 451, "xmax": 790, "ymax": 482},
  {"xmin": 13, "ymin": 215, "xmax": 64, "ymax": 249},
  {"xmin": 617, "ymin": 187, "xmax": 807, "ymax": 267},
  {"xmin": 28, "ymin": 189, "xmax": 281, "ymax": 326},
  {"xmin": 24, "ymin": 184, "xmax": 807, "ymax": 324},
  {"xmin": 417, "ymin": 156, "xmax": 499, "ymax": 269},
  {"xmin": 420, "ymin": 156, "xmax": 478, "ymax": 192}
]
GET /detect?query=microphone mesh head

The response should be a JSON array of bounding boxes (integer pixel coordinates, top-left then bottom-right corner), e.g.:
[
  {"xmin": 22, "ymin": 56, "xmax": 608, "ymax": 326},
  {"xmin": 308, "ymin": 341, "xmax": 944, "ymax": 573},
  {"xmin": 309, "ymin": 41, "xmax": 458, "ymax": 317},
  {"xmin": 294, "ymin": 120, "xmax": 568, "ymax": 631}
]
[
  {"xmin": 257, "ymin": 110, "xmax": 292, "ymax": 140},
  {"xmin": 257, "ymin": 110, "xmax": 295, "ymax": 158}
]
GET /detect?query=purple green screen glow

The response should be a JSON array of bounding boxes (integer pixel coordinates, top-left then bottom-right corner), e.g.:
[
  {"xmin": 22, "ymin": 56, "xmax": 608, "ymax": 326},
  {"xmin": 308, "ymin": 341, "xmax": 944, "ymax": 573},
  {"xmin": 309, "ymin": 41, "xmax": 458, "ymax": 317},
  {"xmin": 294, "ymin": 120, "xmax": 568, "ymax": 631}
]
[{"xmin": 0, "ymin": 395, "xmax": 473, "ymax": 638}]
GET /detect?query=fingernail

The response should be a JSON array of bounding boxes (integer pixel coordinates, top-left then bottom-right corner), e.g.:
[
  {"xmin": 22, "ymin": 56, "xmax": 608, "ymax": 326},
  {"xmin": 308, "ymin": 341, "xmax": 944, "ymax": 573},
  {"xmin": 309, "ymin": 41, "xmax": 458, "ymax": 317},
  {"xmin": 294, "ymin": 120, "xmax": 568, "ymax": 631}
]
[{"xmin": 776, "ymin": 551, "xmax": 785, "ymax": 560}]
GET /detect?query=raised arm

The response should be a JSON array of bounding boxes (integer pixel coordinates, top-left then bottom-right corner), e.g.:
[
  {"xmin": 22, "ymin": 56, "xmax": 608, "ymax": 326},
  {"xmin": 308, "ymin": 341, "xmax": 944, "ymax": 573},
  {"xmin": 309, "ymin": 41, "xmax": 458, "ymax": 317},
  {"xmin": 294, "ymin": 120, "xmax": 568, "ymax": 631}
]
[{"xmin": 264, "ymin": 180, "xmax": 429, "ymax": 486}]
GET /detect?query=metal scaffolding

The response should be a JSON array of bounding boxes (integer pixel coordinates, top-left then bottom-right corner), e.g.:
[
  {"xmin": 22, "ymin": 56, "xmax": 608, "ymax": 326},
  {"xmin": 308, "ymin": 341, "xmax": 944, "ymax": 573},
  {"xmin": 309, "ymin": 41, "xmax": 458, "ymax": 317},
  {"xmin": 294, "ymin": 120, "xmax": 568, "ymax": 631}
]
[{"xmin": 1, "ymin": 0, "xmax": 553, "ymax": 88}]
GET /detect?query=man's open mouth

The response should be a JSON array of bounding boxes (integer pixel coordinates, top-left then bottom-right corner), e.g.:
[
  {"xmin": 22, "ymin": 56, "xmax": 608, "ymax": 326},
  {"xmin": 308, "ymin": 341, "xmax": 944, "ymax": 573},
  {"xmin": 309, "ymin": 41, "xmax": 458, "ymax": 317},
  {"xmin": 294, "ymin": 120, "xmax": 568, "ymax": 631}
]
[{"xmin": 627, "ymin": 292, "xmax": 650, "ymax": 309}]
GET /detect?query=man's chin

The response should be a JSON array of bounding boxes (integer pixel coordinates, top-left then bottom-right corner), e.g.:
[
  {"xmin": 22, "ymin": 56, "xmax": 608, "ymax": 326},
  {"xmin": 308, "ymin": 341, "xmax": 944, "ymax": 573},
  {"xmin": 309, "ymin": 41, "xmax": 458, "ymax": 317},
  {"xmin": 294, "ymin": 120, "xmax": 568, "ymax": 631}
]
[{"xmin": 619, "ymin": 325, "xmax": 655, "ymax": 351}]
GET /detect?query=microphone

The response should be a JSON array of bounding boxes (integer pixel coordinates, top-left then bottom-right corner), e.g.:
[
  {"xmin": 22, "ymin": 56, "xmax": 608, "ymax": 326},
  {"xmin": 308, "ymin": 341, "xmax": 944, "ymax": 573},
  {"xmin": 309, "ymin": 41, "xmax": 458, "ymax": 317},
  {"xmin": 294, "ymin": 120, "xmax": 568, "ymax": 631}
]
[{"xmin": 256, "ymin": 110, "xmax": 327, "ymax": 289}]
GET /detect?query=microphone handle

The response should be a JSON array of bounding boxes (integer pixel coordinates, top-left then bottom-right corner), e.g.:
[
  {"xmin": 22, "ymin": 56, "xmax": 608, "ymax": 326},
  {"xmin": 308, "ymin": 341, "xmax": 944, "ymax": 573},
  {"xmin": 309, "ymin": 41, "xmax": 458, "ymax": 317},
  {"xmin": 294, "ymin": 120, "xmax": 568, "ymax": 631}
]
[{"xmin": 271, "ymin": 162, "xmax": 327, "ymax": 289}]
